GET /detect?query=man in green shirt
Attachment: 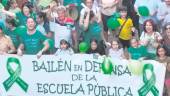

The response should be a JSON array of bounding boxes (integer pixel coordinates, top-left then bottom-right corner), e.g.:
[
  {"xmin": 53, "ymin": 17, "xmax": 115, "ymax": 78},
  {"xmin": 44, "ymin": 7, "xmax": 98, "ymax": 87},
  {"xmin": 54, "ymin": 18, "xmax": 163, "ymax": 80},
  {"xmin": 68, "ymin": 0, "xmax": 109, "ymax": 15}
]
[{"xmin": 17, "ymin": 17, "xmax": 49, "ymax": 58}]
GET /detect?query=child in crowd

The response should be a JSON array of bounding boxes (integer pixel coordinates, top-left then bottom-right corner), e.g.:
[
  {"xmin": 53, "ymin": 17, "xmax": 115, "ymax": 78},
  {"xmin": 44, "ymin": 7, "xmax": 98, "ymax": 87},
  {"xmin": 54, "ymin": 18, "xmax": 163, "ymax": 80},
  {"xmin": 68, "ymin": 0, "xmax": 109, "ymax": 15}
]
[
  {"xmin": 87, "ymin": 38, "xmax": 103, "ymax": 55},
  {"xmin": 156, "ymin": 45, "xmax": 170, "ymax": 96},
  {"xmin": 55, "ymin": 39, "xmax": 74, "ymax": 55},
  {"xmin": 108, "ymin": 40, "xmax": 124, "ymax": 59},
  {"xmin": 128, "ymin": 38, "xmax": 148, "ymax": 60},
  {"xmin": 118, "ymin": 7, "xmax": 135, "ymax": 49}
]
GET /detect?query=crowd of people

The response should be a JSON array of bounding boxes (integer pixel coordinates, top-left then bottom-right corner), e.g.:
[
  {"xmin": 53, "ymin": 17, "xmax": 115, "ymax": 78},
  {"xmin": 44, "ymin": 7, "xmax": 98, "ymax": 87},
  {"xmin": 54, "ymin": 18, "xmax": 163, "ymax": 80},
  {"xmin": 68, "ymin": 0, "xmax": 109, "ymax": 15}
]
[{"xmin": 0, "ymin": 0, "xmax": 170, "ymax": 95}]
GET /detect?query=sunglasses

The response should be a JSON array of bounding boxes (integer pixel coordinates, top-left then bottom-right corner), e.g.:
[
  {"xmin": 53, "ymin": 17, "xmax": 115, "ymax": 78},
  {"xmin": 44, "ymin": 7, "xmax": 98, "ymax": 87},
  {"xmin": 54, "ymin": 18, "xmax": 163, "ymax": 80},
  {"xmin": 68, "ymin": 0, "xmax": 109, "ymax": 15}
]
[{"xmin": 166, "ymin": 27, "xmax": 170, "ymax": 30}]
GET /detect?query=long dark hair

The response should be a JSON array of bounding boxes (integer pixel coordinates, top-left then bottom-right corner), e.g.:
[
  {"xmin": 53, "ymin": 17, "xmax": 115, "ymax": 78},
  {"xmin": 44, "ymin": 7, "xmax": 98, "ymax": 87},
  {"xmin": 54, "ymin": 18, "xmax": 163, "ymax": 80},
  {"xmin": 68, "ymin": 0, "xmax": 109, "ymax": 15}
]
[
  {"xmin": 163, "ymin": 22, "xmax": 170, "ymax": 32},
  {"xmin": 156, "ymin": 45, "xmax": 168, "ymax": 57},
  {"xmin": 87, "ymin": 38, "xmax": 99, "ymax": 53},
  {"xmin": 60, "ymin": 39, "xmax": 70, "ymax": 49},
  {"xmin": 143, "ymin": 19, "xmax": 158, "ymax": 33},
  {"xmin": 21, "ymin": 1, "xmax": 33, "ymax": 14},
  {"xmin": 37, "ymin": 12, "xmax": 48, "ymax": 22},
  {"xmin": 87, "ymin": 38, "xmax": 106, "ymax": 55}
]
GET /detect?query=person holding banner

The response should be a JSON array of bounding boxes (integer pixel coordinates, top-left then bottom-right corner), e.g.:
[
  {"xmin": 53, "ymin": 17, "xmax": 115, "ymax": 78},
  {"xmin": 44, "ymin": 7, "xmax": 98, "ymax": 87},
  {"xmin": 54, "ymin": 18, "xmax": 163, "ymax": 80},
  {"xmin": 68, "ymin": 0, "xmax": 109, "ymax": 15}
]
[
  {"xmin": 0, "ymin": 25, "xmax": 16, "ymax": 54},
  {"xmin": 156, "ymin": 45, "xmax": 170, "ymax": 96},
  {"xmin": 17, "ymin": 17, "xmax": 50, "ymax": 58},
  {"xmin": 108, "ymin": 40, "xmax": 124, "ymax": 59}
]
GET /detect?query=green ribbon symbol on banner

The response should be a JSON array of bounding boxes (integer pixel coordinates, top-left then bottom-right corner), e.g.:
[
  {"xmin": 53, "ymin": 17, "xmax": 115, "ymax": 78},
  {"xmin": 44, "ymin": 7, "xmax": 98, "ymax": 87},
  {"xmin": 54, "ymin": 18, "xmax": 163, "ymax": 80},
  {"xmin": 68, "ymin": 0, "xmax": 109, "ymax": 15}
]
[
  {"xmin": 138, "ymin": 64, "xmax": 159, "ymax": 96},
  {"xmin": 3, "ymin": 57, "xmax": 28, "ymax": 92}
]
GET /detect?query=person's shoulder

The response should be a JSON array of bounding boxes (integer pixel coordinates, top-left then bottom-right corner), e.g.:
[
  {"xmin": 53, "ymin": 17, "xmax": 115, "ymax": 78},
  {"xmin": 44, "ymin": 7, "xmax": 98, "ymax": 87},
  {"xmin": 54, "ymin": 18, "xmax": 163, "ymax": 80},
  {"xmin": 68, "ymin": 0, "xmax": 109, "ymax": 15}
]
[
  {"xmin": 155, "ymin": 57, "xmax": 160, "ymax": 62},
  {"xmin": 68, "ymin": 48, "xmax": 74, "ymax": 53},
  {"xmin": 119, "ymin": 48, "xmax": 124, "ymax": 52},
  {"xmin": 167, "ymin": 57, "xmax": 170, "ymax": 61},
  {"xmin": 35, "ymin": 30, "xmax": 45, "ymax": 36},
  {"xmin": 127, "ymin": 18, "xmax": 133, "ymax": 22},
  {"xmin": 16, "ymin": 11, "xmax": 22, "ymax": 14},
  {"xmin": 154, "ymin": 31, "xmax": 162, "ymax": 36},
  {"xmin": 127, "ymin": 47, "xmax": 134, "ymax": 52},
  {"xmin": 140, "ymin": 45, "xmax": 146, "ymax": 48},
  {"xmin": 80, "ymin": 8, "xmax": 86, "ymax": 15},
  {"xmin": 14, "ymin": 26, "xmax": 27, "ymax": 33},
  {"xmin": 140, "ymin": 31, "xmax": 145, "ymax": 37},
  {"xmin": 3, "ymin": 35, "xmax": 13, "ymax": 42},
  {"xmin": 108, "ymin": 48, "xmax": 113, "ymax": 52},
  {"xmin": 165, "ymin": 57, "xmax": 170, "ymax": 63},
  {"xmin": 16, "ymin": 11, "xmax": 23, "ymax": 16}
]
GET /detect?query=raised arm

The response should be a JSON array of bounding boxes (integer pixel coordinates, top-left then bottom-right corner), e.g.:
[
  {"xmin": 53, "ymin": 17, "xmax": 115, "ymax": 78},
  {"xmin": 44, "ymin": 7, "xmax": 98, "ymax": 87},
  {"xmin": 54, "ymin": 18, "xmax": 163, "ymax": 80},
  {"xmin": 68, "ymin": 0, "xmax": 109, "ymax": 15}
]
[
  {"xmin": 2, "ymin": 9, "xmax": 16, "ymax": 18},
  {"xmin": 79, "ymin": 8, "xmax": 90, "ymax": 31}
]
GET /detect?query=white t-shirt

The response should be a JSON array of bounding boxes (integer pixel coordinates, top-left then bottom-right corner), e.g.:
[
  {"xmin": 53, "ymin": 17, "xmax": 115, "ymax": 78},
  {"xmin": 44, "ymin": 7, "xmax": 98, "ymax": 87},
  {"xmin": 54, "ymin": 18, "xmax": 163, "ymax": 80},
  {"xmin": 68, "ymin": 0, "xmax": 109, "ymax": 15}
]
[
  {"xmin": 49, "ymin": 22, "xmax": 72, "ymax": 48},
  {"xmin": 108, "ymin": 48, "xmax": 124, "ymax": 59},
  {"xmin": 140, "ymin": 31, "xmax": 162, "ymax": 53},
  {"xmin": 55, "ymin": 48, "xmax": 74, "ymax": 56}
]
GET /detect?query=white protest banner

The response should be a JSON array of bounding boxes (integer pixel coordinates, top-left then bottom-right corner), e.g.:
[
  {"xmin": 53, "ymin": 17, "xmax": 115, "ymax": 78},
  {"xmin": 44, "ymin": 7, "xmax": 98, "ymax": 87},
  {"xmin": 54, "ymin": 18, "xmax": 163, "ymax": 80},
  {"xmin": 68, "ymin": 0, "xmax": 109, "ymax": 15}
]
[{"xmin": 0, "ymin": 54, "xmax": 166, "ymax": 96}]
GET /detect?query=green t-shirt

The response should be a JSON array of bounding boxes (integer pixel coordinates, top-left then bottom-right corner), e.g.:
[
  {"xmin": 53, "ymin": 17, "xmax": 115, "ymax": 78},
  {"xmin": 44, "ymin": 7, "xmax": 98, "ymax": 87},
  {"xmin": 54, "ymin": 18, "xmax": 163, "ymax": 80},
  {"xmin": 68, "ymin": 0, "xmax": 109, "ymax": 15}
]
[
  {"xmin": 128, "ymin": 46, "xmax": 148, "ymax": 60},
  {"xmin": 16, "ymin": 11, "xmax": 36, "ymax": 26},
  {"xmin": 5, "ymin": 28, "xmax": 20, "ymax": 49},
  {"xmin": 14, "ymin": 26, "xmax": 27, "ymax": 36},
  {"xmin": 83, "ymin": 22, "xmax": 102, "ymax": 46},
  {"xmin": 20, "ymin": 30, "xmax": 47, "ymax": 54}
]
